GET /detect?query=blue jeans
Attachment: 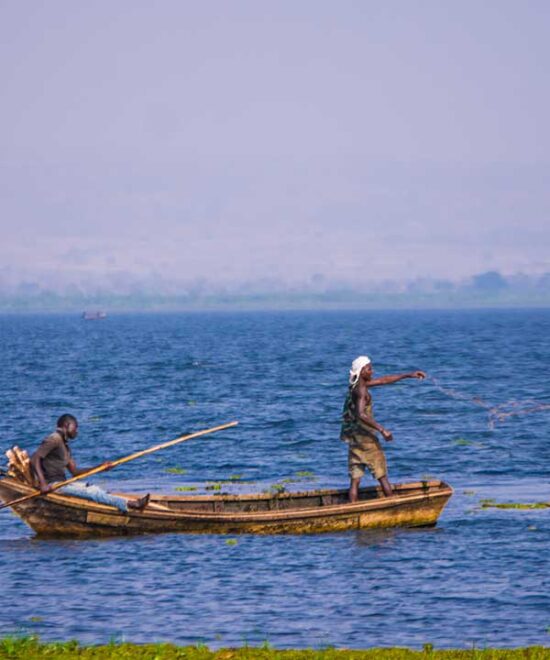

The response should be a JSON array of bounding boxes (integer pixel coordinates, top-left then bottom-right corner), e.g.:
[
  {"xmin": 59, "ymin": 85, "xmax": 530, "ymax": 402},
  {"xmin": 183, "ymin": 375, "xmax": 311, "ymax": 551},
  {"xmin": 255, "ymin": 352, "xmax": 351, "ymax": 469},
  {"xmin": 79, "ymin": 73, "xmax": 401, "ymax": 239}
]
[{"xmin": 59, "ymin": 482, "xmax": 129, "ymax": 513}]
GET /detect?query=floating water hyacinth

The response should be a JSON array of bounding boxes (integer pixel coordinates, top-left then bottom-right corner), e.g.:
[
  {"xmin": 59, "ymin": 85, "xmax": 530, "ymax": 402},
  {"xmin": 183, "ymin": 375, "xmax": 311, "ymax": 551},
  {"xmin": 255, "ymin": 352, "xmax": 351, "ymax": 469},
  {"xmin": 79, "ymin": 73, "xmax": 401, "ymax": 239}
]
[
  {"xmin": 453, "ymin": 438, "xmax": 485, "ymax": 448},
  {"xmin": 280, "ymin": 471, "xmax": 317, "ymax": 484},
  {"xmin": 165, "ymin": 467, "xmax": 187, "ymax": 474},
  {"xmin": 480, "ymin": 500, "xmax": 549, "ymax": 510},
  {"xmin": 216, "ymin": 475, "xmax": 248, "ymax": 484},
  {"xmin": 264, "ymin": 484, "xmax": 286, "ymax": 495}
]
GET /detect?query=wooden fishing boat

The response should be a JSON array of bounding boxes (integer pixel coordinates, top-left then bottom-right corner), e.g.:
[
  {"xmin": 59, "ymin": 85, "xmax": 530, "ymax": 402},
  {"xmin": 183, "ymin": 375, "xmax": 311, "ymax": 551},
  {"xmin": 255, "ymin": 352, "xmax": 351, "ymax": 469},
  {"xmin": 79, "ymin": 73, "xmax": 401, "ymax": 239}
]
[{"xmin": 0, "ymin": 476, "xmax": 452, "ymax": 538}]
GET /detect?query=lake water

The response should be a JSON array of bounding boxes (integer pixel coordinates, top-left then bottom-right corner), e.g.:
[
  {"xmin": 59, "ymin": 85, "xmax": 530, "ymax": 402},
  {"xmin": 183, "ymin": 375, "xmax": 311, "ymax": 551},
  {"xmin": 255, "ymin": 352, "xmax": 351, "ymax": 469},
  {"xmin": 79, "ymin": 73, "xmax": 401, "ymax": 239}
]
[{"xmin": 0, "ymin": 310, "xmax": 549, "ymax": 649}]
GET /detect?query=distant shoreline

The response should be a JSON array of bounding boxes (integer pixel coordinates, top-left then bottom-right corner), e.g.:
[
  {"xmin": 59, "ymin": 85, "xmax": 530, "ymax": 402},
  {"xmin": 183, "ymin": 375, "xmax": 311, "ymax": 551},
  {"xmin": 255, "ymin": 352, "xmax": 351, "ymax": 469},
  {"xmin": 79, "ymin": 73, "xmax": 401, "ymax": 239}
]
[{"xmin": 1, "ymin": 301, "xmax": 550, "ymax": 315}]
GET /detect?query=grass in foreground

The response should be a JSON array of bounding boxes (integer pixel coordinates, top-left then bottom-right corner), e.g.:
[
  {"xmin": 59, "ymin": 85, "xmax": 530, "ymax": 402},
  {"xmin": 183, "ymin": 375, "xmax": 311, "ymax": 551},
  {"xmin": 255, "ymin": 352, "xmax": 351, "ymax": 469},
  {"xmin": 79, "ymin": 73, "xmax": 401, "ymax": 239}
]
[{"xmin": 0, "ymin": 638, "xmax": 549, "ymax": 660}]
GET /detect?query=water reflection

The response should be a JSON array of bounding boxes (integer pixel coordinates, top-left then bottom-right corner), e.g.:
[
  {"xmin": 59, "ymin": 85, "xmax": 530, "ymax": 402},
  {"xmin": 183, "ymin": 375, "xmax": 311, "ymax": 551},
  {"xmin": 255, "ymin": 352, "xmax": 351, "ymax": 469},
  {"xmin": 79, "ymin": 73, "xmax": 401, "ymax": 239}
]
[{"xmin": 354, "ymin": 526, "xmax": 441, "ymax": 548}]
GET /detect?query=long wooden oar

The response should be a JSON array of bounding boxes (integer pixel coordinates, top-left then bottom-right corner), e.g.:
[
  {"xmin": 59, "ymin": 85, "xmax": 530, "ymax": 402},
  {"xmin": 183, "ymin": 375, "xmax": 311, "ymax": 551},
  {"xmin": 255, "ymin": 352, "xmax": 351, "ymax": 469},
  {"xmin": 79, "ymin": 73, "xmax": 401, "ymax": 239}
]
[{"xmin": 0, "ymin": 420, "xmax": 238, "ymax": 511}]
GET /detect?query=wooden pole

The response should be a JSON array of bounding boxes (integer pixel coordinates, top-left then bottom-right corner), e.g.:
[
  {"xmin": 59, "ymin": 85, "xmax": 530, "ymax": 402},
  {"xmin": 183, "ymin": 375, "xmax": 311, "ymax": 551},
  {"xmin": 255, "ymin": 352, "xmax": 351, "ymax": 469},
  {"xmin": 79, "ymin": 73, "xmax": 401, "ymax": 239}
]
[{"xmin": 0, "ymin": 420, "xmax": 238, "ymax": 511}]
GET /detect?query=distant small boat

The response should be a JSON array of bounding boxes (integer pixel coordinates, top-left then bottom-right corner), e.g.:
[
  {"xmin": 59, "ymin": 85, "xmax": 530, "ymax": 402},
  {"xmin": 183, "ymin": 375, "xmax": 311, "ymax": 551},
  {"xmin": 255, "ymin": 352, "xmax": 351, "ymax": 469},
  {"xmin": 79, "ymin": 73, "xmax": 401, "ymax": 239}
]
[
  {"xmin": 0, "ymin": 477, "xmax": 452, "ymax": 539},
  {"xmin": 82, "ymin": 311, "xmax": 107, "ymax": 320}
]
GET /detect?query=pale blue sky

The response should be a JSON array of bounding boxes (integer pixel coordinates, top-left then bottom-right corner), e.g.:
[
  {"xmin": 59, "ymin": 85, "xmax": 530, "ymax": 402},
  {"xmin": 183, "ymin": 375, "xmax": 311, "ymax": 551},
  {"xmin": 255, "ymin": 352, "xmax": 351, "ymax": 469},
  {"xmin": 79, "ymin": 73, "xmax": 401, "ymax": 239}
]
[{"xmin": 1, "ymin": 1, "xmax": 549, "ymax": 292}]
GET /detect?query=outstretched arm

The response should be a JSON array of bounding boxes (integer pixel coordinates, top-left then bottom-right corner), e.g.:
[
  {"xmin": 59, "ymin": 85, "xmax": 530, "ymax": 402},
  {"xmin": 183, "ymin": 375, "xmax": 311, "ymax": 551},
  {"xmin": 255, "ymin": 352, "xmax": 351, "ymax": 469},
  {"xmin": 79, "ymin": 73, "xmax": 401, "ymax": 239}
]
[{"xmin": 368, "ymin": 371, "xmax": 426, "ymax": 387}]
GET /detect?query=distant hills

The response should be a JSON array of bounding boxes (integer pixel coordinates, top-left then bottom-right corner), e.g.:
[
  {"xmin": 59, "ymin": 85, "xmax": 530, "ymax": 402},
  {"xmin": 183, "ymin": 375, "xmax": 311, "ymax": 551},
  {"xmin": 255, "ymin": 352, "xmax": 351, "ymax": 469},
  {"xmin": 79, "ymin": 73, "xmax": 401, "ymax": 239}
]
[{"xmin": 0, "ymin": 271, "xmax": 549, "ymax": 312}]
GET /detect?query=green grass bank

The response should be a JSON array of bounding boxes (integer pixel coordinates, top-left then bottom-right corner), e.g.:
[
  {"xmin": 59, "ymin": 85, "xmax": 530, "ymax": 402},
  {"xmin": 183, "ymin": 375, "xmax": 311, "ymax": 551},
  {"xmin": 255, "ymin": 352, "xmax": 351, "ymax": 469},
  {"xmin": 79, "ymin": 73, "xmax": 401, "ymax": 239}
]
[{"xmin": 0, "ymin": 639, "xmax": 548, "ymax": 660}]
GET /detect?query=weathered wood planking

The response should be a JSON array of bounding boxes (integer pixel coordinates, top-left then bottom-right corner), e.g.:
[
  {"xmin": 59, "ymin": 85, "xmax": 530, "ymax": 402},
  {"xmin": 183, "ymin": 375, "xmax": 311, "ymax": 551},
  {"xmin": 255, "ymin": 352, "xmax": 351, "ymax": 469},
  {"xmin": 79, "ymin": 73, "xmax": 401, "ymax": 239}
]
[
  {"xmin": 5, "ymin": 446, "xmax": 34, "ymax": 485},
  {"xmin": 0, "ymin": 477, "xmax": 452, "ymax": 539}
]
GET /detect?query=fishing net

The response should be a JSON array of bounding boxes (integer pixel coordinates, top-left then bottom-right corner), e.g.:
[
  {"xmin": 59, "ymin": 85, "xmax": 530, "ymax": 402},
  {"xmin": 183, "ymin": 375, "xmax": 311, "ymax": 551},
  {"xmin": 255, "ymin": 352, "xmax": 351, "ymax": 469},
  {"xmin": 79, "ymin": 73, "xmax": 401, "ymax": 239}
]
[{"xmin": 428, "ymin": 376, "xmax": 550, "ymax": 430}]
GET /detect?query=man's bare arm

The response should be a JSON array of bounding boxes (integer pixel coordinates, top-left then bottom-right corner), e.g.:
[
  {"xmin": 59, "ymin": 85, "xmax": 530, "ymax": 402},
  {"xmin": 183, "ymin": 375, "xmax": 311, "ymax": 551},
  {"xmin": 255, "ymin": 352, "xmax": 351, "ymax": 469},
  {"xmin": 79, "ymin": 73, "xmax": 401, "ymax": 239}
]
[
  {"xmin": 67, "ymin": 459, "xmax": 114, "ymax": 477},
  {"xmin": 67, "ymin": 459, "xmax": 98, "ymax": 477},
  {"xmin": 367, "ymin": 371, "xmax": 426, "ymax": 388},
  {"xmin": 30, "ymin": 453, "xmax": 52, "ymax": 493},
  {"xmin": 356, "ymin": 387, "xmax": 393, "ymax": 441}
]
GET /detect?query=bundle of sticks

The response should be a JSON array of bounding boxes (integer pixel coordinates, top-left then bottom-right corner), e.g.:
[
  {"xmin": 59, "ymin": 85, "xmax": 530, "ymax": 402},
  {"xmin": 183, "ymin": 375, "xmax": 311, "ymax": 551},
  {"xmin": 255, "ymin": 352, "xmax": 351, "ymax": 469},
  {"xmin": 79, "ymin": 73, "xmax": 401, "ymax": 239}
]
[{"xmin": 5, "ymin": 446, "xmax": 35, "ymax": 485}]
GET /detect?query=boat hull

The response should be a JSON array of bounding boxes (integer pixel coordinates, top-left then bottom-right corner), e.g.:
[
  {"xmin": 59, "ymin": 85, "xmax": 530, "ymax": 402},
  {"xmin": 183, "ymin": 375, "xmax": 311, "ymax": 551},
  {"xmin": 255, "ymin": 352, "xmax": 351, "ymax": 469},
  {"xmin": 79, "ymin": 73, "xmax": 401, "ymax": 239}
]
[{"xmin": 0, "ymin": 478, "xmax": 452, "ymax": 538}]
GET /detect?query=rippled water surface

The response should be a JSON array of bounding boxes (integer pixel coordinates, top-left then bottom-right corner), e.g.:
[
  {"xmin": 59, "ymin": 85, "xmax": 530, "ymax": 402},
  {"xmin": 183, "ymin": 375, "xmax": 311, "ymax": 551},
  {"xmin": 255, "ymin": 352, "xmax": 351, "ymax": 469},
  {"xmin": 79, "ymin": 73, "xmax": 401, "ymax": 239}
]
[{"xmin": 0, "ymin": 310, "xmax": 549, "ymax": 648}]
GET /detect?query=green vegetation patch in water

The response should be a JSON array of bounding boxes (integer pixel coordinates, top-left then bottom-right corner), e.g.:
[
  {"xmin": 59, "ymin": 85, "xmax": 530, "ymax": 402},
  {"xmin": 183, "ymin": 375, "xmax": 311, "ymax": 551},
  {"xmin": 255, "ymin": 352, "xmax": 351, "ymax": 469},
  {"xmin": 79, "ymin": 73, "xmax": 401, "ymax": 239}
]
[
  {"xmin": 1, "ymin": 638, "xmax": 549, "ymax": 659},
  {"xmin": 175, "ymin": 486, "xmax": 197, "ymax": 492},
  {"xmin": 480, "ymin": 500, "xmax": 550, "ymax": 510},
  {"xmin": 280, "ymin": 471, "xmax": 317, "ymax": 485},
  {"xmin": 215, "ymin": 475, "xmax": 249, "ymax": 485},
  {"xmin": 264, "ymin": 484, "xmax": 286, "ymax": 495},
  {"xmin": 452, "ymin": 438, "xmax": 485, "ymax": 448},
  {"xmin": 453, "ymin": 438, "xmax": 473, "ymax": 446},
  {"xmin": 166, "ymin": 467, "xmax": 187, "ymax": 475}
]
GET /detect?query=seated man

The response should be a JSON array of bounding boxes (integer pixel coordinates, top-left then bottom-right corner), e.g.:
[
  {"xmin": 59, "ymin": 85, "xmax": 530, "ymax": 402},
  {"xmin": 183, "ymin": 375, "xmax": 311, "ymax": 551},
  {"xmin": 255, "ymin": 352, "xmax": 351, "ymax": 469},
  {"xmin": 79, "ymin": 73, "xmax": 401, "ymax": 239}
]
[{"xmin": 31, "ymin": 413, "xmax": 149, "ymax": 512}]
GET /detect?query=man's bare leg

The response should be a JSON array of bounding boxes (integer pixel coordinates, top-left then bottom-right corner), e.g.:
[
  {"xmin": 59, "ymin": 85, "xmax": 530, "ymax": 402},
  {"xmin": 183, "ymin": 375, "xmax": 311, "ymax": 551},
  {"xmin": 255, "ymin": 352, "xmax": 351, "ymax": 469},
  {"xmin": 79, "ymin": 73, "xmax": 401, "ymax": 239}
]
[
  {"xmin": 378, "ymin": 476, "xmax": 394, "ymax": 497},
  {"xmin": 349, "ymin": 477, "xmax": 361, "ymax": 503}
]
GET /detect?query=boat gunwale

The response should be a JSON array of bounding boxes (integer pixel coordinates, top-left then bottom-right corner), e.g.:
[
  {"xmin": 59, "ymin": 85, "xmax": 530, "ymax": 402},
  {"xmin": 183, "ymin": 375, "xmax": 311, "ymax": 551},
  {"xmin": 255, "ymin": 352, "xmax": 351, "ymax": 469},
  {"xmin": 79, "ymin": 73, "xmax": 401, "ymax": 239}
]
[
  {"xmin": 0, "ymin": 476, "xmax": 453, "ymax": 523},
  {"xmin": 135, "ymin": 479, "xmax": 447, "ymax": 503}
]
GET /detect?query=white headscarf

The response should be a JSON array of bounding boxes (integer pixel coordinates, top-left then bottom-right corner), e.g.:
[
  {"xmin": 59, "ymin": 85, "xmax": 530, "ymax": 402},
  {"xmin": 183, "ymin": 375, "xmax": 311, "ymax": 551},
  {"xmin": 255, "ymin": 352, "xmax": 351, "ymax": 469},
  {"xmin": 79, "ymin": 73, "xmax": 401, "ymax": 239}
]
[{"xmin": 349, "ymin": 355, "xmax": 371, "ymax": 386}]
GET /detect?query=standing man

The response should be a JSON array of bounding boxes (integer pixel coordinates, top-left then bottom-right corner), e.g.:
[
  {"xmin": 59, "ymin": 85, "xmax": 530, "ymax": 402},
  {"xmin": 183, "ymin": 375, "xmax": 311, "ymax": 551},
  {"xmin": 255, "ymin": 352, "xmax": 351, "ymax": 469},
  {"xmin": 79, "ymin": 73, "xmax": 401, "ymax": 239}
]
[
  {"xmin": 31, "ymin": 414, "xmax": 149, "ymax": 512},
  {"xmin": 341, "ymin": 356, "xmax": 425, "ymax": 502}
]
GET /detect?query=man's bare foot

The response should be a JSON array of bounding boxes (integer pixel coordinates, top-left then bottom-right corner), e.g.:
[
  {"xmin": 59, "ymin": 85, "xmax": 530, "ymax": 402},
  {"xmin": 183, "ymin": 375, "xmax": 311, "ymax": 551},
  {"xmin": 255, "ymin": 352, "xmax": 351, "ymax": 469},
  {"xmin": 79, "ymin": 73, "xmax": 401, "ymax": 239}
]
[{"xmin": 128, "ymin": 493, "xmax": 150, "ymax": 511}]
